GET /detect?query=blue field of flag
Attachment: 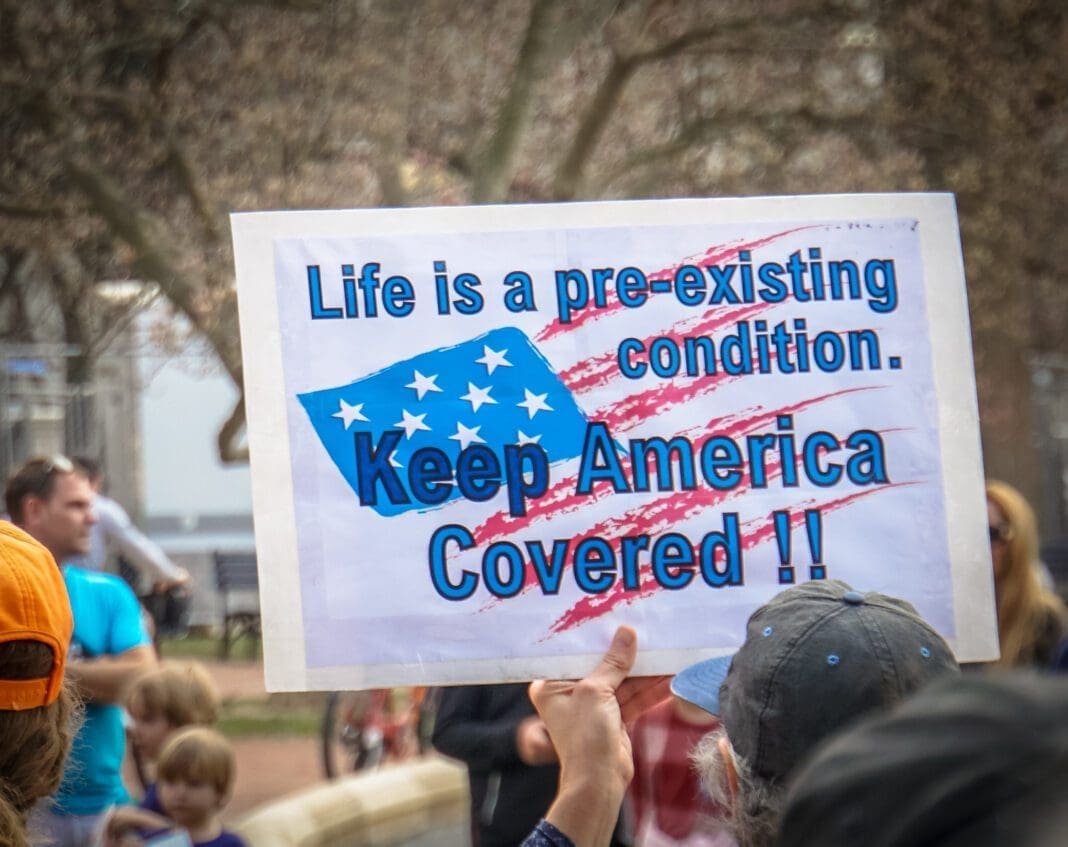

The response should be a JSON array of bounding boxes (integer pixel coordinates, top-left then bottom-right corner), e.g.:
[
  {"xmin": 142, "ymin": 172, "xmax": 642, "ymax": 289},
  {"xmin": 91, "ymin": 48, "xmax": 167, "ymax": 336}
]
[{"xmin": 298, "ymin": 327, "xmax": 589, "ymax": 517}]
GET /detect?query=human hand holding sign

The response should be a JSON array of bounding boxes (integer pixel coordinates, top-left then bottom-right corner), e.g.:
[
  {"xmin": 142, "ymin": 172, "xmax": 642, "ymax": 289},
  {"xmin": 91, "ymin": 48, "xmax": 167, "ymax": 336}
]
[
  {"xmin": 516, "ymin": 714, "xmax": 558, "ymax": 765},
  {"xmin": 528, "ymin": 626, "xmax": 671, "ymax": 846}
]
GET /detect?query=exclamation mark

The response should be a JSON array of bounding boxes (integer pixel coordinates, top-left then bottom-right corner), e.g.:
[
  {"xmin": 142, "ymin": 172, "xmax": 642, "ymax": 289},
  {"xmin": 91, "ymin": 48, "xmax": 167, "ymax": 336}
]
[
  {"xmin": 806, "ymin": 510, "xmax": 825, "ymax": 579},
  {"xmin": 773, "ymin": 510, "xmax": 793, "ymax": 584}
]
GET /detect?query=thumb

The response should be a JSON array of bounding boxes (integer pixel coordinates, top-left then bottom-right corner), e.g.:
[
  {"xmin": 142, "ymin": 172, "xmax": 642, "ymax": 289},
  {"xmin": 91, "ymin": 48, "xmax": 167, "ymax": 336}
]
[{"xmin": 587, "ymin": 626, "xmax": 637, "ymax": 691}]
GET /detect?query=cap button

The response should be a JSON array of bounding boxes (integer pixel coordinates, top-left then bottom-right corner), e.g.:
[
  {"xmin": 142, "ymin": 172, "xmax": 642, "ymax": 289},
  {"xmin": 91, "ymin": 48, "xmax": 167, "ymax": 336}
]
[{"xmin": 842, "ymin": 590, "xmax": 865, "ymax": 605}]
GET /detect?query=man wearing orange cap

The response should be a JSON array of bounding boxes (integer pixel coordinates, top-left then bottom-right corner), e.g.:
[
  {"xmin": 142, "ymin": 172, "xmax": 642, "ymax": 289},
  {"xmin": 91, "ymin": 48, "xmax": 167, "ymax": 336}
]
[{"xmin": 6, "ymin": 456, "xmax": 156, "ymax": 847}]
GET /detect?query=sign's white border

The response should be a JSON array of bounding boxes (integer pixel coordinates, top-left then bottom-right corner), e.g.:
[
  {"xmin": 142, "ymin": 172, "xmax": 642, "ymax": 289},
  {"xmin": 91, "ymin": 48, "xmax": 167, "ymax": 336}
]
[{"xmin": 232, "ymin": 193, "xmax": 995, "ymax": 691}]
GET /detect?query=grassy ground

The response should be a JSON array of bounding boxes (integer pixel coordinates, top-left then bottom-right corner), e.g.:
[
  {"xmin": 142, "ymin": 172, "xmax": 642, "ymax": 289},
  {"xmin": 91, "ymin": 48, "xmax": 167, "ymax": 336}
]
[
  {"xmin": 218, "ymin": 702, "xmax": 323, "ymax": 738},
  {"xmin": 158, "ymin": 631, "xmax": 261, "ymax": 661}
]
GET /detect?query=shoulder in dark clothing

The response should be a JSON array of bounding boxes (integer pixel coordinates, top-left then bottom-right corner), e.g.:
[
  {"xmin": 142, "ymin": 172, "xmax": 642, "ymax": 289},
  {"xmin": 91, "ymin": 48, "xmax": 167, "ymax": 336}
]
[{"xmin": 1033, "ymin": 603, "xmax": 1067, "ymax": 667}]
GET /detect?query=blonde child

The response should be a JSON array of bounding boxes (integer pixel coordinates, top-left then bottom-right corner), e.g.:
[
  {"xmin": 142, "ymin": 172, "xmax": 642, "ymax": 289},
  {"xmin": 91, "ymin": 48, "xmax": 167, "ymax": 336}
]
[
  {"xmin": 106, "ymin": 728, "xmax": 245, "ymax": 847},
  {"xmin": 126, "ymin": 662, "xmax": 219, "ymax": 814}
]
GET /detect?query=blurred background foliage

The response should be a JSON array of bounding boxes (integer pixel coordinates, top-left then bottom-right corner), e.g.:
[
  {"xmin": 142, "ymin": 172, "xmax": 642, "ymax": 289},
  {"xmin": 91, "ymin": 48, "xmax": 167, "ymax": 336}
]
[{"xmin": 1, "ymin": 0, "xmax": 1065, "ymax": 511}]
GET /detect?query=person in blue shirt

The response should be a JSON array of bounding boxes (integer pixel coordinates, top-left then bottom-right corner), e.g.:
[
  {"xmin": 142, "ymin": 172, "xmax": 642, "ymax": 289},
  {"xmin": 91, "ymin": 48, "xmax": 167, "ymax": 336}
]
[{"xmin": 5, "ymin": 455, "xmax": 157, "ymax": 847}]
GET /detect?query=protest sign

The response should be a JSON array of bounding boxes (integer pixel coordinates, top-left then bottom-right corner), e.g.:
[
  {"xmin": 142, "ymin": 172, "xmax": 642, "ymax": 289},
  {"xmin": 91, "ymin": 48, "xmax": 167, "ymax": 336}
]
[{"xmin": 231, "ymin": 194, "xmax": 997, "ymax": 692}]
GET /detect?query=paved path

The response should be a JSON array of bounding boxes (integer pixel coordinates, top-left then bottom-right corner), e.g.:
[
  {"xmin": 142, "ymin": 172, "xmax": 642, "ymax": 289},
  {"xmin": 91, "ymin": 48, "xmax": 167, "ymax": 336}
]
[
  {"xmin": 145, "ymin": 657, "xmax": 442, "ymax": 821},
  {"xmin": 189, "ymin": 658, "xmax": 325, "ymax": 822},
  {"xmin": 227, "ymin": 735, "xmax": 322, "ymax": 821},
  {"xmin": 197, "ymin": 657, "xmax": 270, "ymax": 701}
]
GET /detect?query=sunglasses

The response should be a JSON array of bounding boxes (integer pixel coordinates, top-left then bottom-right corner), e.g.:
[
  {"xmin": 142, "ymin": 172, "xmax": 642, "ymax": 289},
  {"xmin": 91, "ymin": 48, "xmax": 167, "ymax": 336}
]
[
  {"xmin": 10, "ymin": 454, "xmax": 79, "ymax": 505},
  {"xmin": 988, "ymin": 523, "xmax": 1013, "ymax": 544},
  {"xmin": 39, "ymin": 454, "xmax": 75, "ymax": 476}
]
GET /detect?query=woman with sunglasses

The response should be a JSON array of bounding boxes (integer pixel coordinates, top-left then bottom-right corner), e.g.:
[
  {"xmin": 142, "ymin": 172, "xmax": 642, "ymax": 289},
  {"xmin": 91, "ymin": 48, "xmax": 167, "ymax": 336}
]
[{"xmin": 986, "ymin": 480, "xmax": 1067, "ymax": 668}]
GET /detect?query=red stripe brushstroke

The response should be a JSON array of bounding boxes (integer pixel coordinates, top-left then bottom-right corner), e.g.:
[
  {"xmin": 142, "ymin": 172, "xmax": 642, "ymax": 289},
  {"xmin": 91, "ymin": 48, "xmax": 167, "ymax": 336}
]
[
  {"xmin": 469, "ymin": 387, "xmax": 879, "ymax": 557},
  {"xmin": 588, "ymin": 332, "xmax": 813, "ymax": 434},
  {"xmin": 535, "ymin": 227, "xmax": 818, "ymax": 343},
  {"xmin": 545, "ymin": 481, "xmax": 920, "ymax": 636},
  {"xmin": 589, "ymin": 340, "xmax": 791, "ymax": 437},
  {"xmin": 455, "ymin": 329, "xmax": 816, "ymax": 546},
  {"xmin": 559, "ymin": 302, "xmax": 769, "ymax": 395},
  {"xmin": 474, "ymin": 390, "xmax": 891, "ymax": 618}
]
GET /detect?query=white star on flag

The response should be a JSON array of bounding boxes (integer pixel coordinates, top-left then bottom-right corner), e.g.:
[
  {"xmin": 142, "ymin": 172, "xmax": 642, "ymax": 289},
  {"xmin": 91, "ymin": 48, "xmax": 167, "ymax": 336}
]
[
  {"xmin": 449, "ymin": 422, "xmax": 486, "ymax": 449},
  {"xmin": 394, "ymin": 409, "xmax": 431, "ymax": 439},
  {"xmin": 476, "ymin": 345, "xmax": 512, "ymax": 375},
  {"xmin": 332, "ymin": 399, "xmax": 368, "ymax": 429},
  {"xmin": 516, "ymin": 429, "xmax": 542, "ymax": 445},
  {"xmin": 517, "ymin": 388, "xmax": 553, "ymax": 419},
  {"xmin": 406, "ymin": 370, "xmax": 443, "ymax": 400},
  {"xmin": 460, "ymin": 382, "xmax": 498, "ymax": 413}
]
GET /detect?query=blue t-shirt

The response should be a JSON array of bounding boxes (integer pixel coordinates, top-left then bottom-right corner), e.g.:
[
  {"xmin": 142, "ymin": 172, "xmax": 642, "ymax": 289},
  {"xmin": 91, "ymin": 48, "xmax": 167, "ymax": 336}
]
[
  {"xmin": 55, "ymin": 566, "xmax": 151, "ymax": 816},
  {"xmin": 141, "ymin": 782, "xmax": 164, "ymax": 815}
]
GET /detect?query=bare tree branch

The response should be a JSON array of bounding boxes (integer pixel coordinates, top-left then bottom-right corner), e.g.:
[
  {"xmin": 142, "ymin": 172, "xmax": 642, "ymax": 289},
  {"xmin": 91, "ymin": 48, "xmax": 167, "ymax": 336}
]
[
  {"xmin": 89, "ymin": 284, "xmax": 162, "ymax": 359},
  {"xmin": 470, "ymin": 0, "xmax": 561, "ymax": 203},
  {"xmin": 217, "ymin": 392, "xmax": 249, "ymax": 463},
  {"xmin": 60, "ymin": 154, "xmax": 242, "ymax": 388},
  {"xmin": 0, "ymin": 250, "xmax": 38, "ymax": 343},
  {"xmin": 552, "ymin": 54, "xmax": 637, "ymax": 200},
  {"xmin": 58, "ymin": 164, "xmax": 248, "ymax": 463},
  {"xmin": 375, "ymin": 151, "xmax": 410, "ymax": 208},
  {"xmin": 551, "ymin": 2, "xmax": 856, "ymax": 199},
  {"xmin": 630, "ymin": 24, "xmax": 720, "ymax": 64},
  {"xmin": 470, "ymin": 0, "xmax": 620, "ymax": 203},
  {"xmin": 48, "ymin": 248, "xmax": 94, "ymax": 384},
  {"xmin": 600, "ymin": 105, "xmax": 885, "ymax": 194},
  {"xmin": 550, "ymin": 21, "xmax": 726, "ymax": 200},
  {"xmin": 597, "ymin": 115, "xmax": 717, "ymax": 188},
  {"xmin": 0, "ymin": 200, "xmax": 66, "ymax": 219},
  {"xmin": 160, "ymin": 120, "xmax": 224, "ymax": 244}
]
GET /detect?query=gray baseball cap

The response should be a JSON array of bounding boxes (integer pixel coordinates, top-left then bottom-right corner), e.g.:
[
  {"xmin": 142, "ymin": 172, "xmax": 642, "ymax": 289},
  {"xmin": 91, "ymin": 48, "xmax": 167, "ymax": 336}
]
[{"xmin": 671, "ymin": 579, "xmax": 959, "ymax": 784}]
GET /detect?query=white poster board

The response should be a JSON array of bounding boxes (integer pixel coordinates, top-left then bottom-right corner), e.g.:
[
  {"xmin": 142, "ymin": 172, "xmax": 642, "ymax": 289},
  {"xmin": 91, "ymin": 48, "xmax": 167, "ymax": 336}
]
[{"xmin": 231, "ymin": 194, "xmax": 997, "ymax": 692}]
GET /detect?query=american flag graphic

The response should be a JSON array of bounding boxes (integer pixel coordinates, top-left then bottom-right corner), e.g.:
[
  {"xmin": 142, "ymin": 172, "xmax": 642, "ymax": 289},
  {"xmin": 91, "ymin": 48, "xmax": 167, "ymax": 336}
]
[{"xmin": 298, "ymin": 326, "xmax": 589, "ymax": 518}]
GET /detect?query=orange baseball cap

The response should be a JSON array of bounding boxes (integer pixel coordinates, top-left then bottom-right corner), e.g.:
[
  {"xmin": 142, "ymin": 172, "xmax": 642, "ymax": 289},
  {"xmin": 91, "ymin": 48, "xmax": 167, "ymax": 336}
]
[{"xmin": 0, "ymin": 520, "xmax": 73, "ymax": 710}]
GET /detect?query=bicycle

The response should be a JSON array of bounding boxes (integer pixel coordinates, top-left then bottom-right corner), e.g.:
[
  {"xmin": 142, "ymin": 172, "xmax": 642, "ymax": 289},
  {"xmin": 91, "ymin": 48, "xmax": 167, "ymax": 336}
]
[{"xmin": 321, "ymin": 686, "xmax": 438, "ymax": 778}]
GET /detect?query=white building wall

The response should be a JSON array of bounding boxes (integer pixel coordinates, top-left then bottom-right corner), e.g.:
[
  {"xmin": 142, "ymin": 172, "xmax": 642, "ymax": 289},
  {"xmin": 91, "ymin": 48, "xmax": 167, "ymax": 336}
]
[{"xmin": 134, "ymin": 307, "xmax": 255, "ymax": 628}]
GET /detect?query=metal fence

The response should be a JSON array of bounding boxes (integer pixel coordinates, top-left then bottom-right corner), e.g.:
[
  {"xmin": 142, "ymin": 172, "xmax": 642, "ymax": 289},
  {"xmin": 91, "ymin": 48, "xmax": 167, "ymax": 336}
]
[
  {"xmin": 0, "ymin": 344, "xmax": 100, "ymax": 485},
  {"xmin": 0, "ymin": 341, "xmax": 145, "ymax": 508}
]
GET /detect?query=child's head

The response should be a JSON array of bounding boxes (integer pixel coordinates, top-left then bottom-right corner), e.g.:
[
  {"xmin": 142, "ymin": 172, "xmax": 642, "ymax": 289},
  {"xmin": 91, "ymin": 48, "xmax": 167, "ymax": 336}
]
[
  {"xmin": 156, "ymin": 727, "xmax": 236, "ymax": 829},
  {"xmin": 126, "ymin": 662, "xmax": 219, "ymax": 761}
]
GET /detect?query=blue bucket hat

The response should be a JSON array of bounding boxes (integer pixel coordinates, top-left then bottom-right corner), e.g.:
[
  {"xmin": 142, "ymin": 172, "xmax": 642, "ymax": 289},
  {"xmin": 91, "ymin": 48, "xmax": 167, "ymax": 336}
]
[{"xmin": 670, "ymin": 579, "xmax": 959, "ymax": 784}]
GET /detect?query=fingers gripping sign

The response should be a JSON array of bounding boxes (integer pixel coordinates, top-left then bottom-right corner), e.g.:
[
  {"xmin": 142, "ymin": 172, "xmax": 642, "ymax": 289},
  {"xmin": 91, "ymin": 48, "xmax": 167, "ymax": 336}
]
[
  {"xmin": 516, "ymin": 715, "xmax": 558, "ymax": 766},
  {"xmin": 528, "ymin": 626, "xmax": 671, "ymax": 847},
  {"xmin": 530, "ymin": 626, "xmax": 637, "ymax": 787}
]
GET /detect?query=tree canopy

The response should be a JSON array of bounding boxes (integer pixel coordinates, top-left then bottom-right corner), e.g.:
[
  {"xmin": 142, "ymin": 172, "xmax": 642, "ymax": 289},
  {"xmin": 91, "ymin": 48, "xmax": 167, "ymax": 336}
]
[{"xmin": 1, "ymin": 0, "xmax": 1065, "ymax": 501}]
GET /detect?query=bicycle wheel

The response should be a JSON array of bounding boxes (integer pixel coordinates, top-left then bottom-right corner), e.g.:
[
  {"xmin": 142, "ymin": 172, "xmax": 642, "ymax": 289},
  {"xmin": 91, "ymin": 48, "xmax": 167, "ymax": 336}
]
[
  {"xmin": 321, "ymin": 690, "xmax": 380, "ymax": 778},
  {"xmin": 416, "ymin": 686, "xmax": 440, "ymax": 753}
]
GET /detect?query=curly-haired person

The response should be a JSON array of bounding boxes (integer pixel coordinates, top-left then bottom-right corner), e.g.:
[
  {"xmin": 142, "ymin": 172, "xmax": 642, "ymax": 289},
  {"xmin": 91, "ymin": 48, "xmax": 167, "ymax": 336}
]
[{"xmin": 0, "ymin": 521, "xmax": 79, "ymax": 847}]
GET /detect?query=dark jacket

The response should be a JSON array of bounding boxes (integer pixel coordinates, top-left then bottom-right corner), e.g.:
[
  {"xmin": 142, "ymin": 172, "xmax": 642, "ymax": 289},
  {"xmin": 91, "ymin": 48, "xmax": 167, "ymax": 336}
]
[{"xmin": 432, "ymin": 683, "xmax": 559, "ymax": 847}]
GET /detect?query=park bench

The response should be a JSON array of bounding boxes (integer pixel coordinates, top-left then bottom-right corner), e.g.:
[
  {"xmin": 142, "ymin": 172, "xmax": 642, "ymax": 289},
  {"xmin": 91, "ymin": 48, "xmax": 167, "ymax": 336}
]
[{"xmin": 213, "ymin": 551, "xmax": 261, "ymax": 659}]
